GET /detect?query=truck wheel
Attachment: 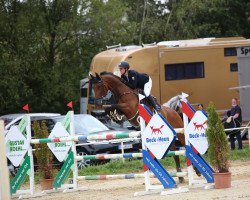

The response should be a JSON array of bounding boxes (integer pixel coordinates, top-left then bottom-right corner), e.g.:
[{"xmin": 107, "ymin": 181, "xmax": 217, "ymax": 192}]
[
  {"xmin": 77, "ymin": 151, "xmax": 91, "ymax": 169},
  {"xmin": 8, "ymin": 164, "xmax": 18, "ymax": 176}
]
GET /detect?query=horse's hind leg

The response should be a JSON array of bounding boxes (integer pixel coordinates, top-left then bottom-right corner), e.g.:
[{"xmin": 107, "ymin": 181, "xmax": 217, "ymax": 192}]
[{"xmin": 173, "ymin": 155, "xmax": 184, "ymax": 183}]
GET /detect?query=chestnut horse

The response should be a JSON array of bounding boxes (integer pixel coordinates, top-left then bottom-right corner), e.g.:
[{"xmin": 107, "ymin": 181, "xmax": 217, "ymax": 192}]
[{"xmin": 90, "ymin": 72, "xmax": 185, "ymax": 182}]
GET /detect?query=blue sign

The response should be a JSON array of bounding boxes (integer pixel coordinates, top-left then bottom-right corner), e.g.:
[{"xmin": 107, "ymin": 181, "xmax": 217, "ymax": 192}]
[
  {"xmin": 186, "ymin": 146, "xmax": 214, "ymax": 183},
  {"xmin": 143, "ymin": 150, "xmax": 176, "ymax": 188}
]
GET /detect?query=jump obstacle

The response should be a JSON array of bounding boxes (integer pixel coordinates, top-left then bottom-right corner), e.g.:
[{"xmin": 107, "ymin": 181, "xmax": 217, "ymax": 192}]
[
  {"xmin": 133, "ymin": 93, "xmax": 214, "ymax": 196},
  {"xmin": 4, "ymin": 94, "xmax": 218, "ymax": 198}
]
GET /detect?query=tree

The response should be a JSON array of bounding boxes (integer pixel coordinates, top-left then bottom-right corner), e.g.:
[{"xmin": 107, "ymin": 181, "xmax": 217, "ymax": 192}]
[
  {"xmin": 0, "ymin": 0, "xmax": 133, "ymax": 115},
  {"xmin": 206, "ymin": 102, "xmax": 230, "ymax": 173},
  {"xmin": 0, "ymin": 0, "xmax": 249, "ymax": 115},
  {"xmin": 165, "ymin": 0, "xmax": 250, "ymax": 39}
]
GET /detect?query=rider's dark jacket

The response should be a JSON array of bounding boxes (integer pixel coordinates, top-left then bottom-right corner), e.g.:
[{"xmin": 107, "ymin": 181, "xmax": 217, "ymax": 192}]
[{"xmin": 121, "ymin": 70, "xmax": 149, "ymax": 90}]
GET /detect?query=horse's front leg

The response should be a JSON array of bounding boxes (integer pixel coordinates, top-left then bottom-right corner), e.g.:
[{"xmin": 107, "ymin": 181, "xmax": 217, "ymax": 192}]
[
  {"xmin": 105, "ymin": 102, "xmax": 131, "ymax": 115},
  {"xmin": 104, "ymin": 104, "xmax": 127, "ymax": 123},
  {"xmin": 104, "ymin": 104, "xmax": 118, "ymax": 114}
]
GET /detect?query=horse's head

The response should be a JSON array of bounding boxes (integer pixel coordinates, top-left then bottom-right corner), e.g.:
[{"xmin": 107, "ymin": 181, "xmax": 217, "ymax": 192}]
[
  {"xmin": 174, "ymin": 95, "xmax": 182, "ymax": 111},
  {"xmin": 163, "ymin": 95, "xmax": 182, "ymax": 112},
  {"xmin": 89, "ymin": 73, "xmax": 109, "ymax": 100}
]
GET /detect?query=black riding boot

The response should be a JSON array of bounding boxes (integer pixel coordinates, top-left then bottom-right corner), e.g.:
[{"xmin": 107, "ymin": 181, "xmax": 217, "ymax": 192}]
[{"xmin": 147, "ymin": 95, "xmax": 161, "ymax": 111}]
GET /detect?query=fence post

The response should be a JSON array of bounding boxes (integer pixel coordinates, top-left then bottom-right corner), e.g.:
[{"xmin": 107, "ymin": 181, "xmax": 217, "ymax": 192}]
[
  {"xmin": 0, "ymin": 120, "xmax": 11, "ymax": 200},
  {"xmin": 120, "ymin": 141, "xmax": 125, "ymax": 163}
]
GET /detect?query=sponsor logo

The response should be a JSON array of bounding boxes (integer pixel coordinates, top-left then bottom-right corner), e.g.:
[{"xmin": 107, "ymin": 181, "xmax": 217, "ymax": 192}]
[
  {"xmin": 150, "ymin": 125, "xmax": 164, "ymax": 135},
  {"xmin": 193, "ymin": 121, "xmax": 207, "ymax": 131}
]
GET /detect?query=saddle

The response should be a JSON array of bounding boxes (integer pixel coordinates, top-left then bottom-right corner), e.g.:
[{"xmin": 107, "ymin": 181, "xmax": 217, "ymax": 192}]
[{"xmin": 137, "ymin": 90, "xmax": 161, "ymax": 112}]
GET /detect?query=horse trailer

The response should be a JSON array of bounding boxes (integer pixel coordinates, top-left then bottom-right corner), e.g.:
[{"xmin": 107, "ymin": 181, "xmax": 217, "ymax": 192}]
[{"xmin": 80, "ymin": 37, "xmax": 250, "ymax": 120}]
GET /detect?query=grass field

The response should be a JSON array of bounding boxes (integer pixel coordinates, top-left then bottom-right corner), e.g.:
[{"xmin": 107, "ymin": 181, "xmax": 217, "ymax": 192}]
[
  {"xmin": 78, "ymin": 147, "xmax": 250, "ymax": 176},
  {"xmin": 20, "ymin": 146, "xmax": 250, "ymax": 184}
]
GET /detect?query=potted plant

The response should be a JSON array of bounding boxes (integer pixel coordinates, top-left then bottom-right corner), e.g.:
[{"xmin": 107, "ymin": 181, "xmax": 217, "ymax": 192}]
[
  {"xmin": 206, "ymin": 102, "xmax": 231, "ymax": 189},
  {"xmin": 33, "ymin": 120, "xmax": 55, "ymax": 190}
]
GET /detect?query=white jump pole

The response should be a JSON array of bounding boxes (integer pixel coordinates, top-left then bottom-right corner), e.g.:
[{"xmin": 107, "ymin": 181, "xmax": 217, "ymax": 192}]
[
  {"xmin": 27, "ymin": 114, "xmax": 35, "ymax": 195},
  {"xmin": 0, "ymin": 120, "xmax": 11, "ymax": 200},
  {"xmin": 70, "ymin": 111, "xmax": 78, "ymax": 190},
  {"xmin": 139, "ymin": 95, "xmax": 151, "ymax": 191},
  {"xmin": 181, "ymin": 93, "xmax": 194, "ymax": 186}
]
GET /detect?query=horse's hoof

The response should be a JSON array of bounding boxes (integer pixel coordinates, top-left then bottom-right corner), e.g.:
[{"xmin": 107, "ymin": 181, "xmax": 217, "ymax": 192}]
[
  {"xmin": 196, "ymin": 172, "xmax": 202, "ymax": 177},
  {"xmin": 178, "ymin": 177, "xmax": 185, "ymax": 183},
  {"xmin": 194, "ymin": 166, "xmax": 202, "ymax": 177}
]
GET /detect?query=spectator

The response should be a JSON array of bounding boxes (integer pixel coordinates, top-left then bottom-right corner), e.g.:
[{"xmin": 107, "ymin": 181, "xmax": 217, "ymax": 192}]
[
  {"xmin": 197, "ymin": 103, "xmax": 204, "ymax": 111},
  {"xmin": 227, "ymin": 98, "xmax": 242, "ymax": 150}
]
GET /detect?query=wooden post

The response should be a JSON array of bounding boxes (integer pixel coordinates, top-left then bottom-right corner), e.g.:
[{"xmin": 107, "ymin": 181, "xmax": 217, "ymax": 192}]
[{"xmin": 0, "ymin": 120, "xmax": 11, "ymax": 200}]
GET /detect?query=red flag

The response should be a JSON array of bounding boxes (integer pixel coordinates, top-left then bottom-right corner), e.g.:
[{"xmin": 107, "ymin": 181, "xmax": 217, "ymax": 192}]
[
  {"xmin": 22, "ymin": 104, "xmax": 29, "ymax": 112},
  {"xmin": 67, "ymin": 101, "xmax": 73, "ymax": 109}
]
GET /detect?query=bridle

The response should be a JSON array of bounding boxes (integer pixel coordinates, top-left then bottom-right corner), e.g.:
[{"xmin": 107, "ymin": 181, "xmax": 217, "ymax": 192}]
[
  {"xmin": 93, "ymin": 79, "xmax": 109, "ymax": 101},
  {"xmin": 95, "ymin": 78, "xmax": 138, "ymax": 102}
]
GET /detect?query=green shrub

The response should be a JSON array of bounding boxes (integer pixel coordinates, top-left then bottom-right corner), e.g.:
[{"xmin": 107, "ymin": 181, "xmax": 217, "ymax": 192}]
[
  {"xmin": 206, "ymin": 102, "xmax": 230, "ymax": 173},
  {"xmin": 33, "ymin": 121, "xmax": 54, "ymax": 179}
]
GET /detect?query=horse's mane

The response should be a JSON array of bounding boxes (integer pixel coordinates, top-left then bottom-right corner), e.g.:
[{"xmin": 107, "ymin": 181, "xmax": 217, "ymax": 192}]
[
  {"xmin": 100, "ymin": 71, "xmax": 122, "ymax": 81},
  {"xmin": 100, "ymin": 71, "xmax": 132, "ymax": 89}
]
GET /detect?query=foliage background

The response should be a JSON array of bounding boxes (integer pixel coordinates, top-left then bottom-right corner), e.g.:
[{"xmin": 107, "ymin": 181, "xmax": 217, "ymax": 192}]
[{"xmin": 1, "ymin": 0, "xmax": 249, "ymax": 115}]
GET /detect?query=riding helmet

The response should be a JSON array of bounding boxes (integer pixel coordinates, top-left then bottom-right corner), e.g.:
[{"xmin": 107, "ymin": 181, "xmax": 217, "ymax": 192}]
[{"xmin": 118, "ymin": 61, "xmax": 130, "ymax": 69}]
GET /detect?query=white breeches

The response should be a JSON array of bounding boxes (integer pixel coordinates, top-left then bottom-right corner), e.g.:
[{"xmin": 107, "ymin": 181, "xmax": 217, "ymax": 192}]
[{"xmin": 144, "ymin": 77, "xmax": 152, "ymax": 97}]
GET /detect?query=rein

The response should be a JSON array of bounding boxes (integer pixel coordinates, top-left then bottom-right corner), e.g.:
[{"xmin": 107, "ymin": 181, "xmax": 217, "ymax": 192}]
[
  {"xmin": 103, "ymin": 79, "xmax": 139, "ymax": 124},
  {"xmin": 127, "ymin": 110, "xmax": 139, "ymax": 121},
  {"xmin": 100, "ymin": 78, "xmax": 137, "ymax": 102},
  {"xmin": 118, "ymin": 91, "xmax": 138, "ymax": 101}
]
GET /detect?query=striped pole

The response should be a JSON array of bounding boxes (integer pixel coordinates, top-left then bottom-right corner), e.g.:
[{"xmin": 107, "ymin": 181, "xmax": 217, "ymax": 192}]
[
  {"xmin": 87, "ymin": 131, "xmax": 140, "ymax": 140},
  {"xmin": 77, "ymin": 172, "xmax": 187, "ymax": 180},
  {"xmin": 75, "ymin": 150, "xmax": 186, "ymax": 161},
  {"xmin": 31, "ymin": 131, "xmax": 141, "ymax": 144},
  {"xmin": 76, "ymin": 152, "xmax": 142, "ymax": 161}
]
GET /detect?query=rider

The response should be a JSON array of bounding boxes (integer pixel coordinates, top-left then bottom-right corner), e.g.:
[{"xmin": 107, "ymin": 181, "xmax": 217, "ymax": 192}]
[{"xmin": 118, "ymin": 61, "xmax": 161, "ymax": 111}]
